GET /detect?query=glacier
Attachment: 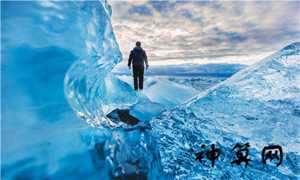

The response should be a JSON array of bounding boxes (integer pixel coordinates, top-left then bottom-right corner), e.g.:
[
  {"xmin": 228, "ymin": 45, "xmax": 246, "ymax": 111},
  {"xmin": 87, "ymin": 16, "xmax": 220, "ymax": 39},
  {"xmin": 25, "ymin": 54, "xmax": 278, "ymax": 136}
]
[
  {"xmin": 1, "ymin": 0, "xmax": 159, "ymax": 178},
  {"xmin": 1, "ymin": 0, "xmax": 197, "ymax": 178},
  {"xmin": 151, "ymin": 42, "xmax": 300, "ymax": 179},
  {"xmin": 2, "ymin": 0, "xmax": 300, "ymax": 179}
]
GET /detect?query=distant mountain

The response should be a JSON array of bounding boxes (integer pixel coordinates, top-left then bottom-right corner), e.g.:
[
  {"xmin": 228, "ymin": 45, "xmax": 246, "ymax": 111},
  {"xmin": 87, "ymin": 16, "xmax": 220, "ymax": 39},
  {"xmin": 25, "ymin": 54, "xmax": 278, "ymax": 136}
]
[{"xmin": 113, "ymin": 63, "xmax": 246, "ymax": 77}]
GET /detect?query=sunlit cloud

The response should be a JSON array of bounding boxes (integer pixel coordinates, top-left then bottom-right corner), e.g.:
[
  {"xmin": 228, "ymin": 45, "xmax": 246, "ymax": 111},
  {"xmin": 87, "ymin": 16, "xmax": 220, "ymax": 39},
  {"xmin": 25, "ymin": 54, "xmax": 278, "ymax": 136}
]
[{"xmin": 110, "ymin": 1, "xmax": 300, "ymax": 66}]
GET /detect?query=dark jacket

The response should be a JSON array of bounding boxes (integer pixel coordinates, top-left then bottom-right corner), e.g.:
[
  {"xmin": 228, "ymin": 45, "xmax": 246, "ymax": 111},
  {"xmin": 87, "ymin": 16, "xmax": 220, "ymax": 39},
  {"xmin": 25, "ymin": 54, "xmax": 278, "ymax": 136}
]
[{"xmin": 128, "ymin": 47, "xmax": 148, "ymax": 68}]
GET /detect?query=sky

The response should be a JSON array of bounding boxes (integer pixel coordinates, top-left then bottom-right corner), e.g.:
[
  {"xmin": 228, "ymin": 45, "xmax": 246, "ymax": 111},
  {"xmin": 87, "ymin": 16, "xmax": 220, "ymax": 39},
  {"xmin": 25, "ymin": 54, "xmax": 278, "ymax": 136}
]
[{"xmin": 110, "ymin": 0, "xmax": 300, "ymax": 66}]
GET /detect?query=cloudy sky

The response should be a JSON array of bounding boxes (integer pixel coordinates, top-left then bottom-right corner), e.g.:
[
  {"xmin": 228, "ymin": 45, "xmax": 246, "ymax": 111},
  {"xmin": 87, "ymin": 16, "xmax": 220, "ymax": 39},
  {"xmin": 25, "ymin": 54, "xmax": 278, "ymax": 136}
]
[{"xmin": 110, "ymin": 0, "xmax": 300, "ymax": 65}]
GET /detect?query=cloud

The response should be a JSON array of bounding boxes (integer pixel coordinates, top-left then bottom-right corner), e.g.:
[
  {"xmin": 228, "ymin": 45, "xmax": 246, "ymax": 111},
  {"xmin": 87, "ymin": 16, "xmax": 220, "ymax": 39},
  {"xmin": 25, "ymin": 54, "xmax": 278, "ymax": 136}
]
[{"xmin": 110, "ymin": 1, "xmax": 300, "ymax": 65}]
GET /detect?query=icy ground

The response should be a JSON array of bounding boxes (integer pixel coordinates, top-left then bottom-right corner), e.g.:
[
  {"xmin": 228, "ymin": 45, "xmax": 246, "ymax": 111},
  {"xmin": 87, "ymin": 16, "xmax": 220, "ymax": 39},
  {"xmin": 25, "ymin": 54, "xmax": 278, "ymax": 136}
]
[{"xmin": 151, "ymin": 42, "xmax": 300, "ymax": 179}]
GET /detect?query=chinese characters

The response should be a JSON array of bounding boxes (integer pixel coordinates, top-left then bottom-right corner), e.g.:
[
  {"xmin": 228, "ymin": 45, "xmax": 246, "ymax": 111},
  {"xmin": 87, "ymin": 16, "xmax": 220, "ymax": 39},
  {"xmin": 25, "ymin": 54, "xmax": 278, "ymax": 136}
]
[
  {"xmin": 195, "ymin": 144, "xmax": 221, "ymax": 167},
  {"xmin": 231, "ymin": 143, "xmax": 251, "ymax": 167},
  {"xmin": 195, "ymin": 143, "xmax": 283, "ymax": 168},
  {"xmin": 262, "ymin": 145, "xmax": 283, "ymax": 167}
]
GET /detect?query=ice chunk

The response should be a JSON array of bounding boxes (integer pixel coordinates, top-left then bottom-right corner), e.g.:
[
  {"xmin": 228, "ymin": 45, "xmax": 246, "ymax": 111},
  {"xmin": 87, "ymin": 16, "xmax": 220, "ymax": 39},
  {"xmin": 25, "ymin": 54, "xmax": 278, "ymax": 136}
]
[
  {"xmin": 151, "ymin": 43, "xmax": 300, "ymax": 179},
  {"xmin": 130, "ymin": 98, "xmax": 165, "ymax": 122},
  {"xmin": 117, "ymin": 75, "xmax": 199, "ymax": 109},
  {"xmin": 2, "ymin": 0, "xmax": 127, "ymax": 128},
  {"xmin": 1, "ymin": 0, "xmax": 137, "ymax": 178},
  {"xmin": 143, "ymin": 78, "xmax": 198, "ymax": 108}
]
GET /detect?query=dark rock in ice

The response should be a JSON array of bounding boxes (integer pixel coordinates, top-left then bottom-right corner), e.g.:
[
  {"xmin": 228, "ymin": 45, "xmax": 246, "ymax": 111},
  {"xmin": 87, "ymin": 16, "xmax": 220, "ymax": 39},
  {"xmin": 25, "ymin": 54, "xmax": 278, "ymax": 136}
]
[{"xmin": 107, "ymin": 109, "xmax": 140, "ymax": 125}]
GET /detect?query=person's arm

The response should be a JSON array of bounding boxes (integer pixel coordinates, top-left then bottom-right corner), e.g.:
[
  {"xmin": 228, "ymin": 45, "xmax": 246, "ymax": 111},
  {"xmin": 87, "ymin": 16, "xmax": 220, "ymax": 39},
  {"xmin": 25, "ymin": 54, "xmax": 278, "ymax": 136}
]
[
  {"xmin": 144, "ymin": 50, "xmax": 149, "ymax": 69},
  {"xmin": 128, "ymin": 51, "xmax": 133, "ymax": 68}
]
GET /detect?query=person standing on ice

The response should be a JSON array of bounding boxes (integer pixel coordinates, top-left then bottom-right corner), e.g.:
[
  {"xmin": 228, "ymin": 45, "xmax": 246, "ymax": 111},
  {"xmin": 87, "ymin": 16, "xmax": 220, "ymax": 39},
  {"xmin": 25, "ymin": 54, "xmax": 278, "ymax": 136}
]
[{"xmin": 128, "ymin": 41, "xmax": 149, "ymax": 91}]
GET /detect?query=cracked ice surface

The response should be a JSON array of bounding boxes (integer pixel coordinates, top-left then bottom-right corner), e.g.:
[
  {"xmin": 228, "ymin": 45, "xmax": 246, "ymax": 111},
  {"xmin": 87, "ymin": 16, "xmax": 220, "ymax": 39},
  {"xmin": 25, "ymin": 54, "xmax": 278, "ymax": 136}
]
[{"xmin": 151, "ymin": 43, "xmax": 300, "ymax": 179}]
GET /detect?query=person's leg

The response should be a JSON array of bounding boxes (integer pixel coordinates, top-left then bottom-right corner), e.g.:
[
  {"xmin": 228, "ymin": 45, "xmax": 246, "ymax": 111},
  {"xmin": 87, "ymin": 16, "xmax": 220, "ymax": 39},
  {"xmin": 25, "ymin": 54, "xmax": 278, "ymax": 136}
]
[
  {"xmin": 133, "ymin": 68, "xmax": 138, "ymax": 91},
  {"xmin": 138, "ymin": 67, "xmax": 144, "ymax": 90}
]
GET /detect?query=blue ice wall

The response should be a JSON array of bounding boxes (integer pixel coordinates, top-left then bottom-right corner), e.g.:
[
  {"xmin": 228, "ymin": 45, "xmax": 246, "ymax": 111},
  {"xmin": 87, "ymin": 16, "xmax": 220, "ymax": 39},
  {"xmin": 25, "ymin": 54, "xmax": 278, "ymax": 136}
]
[{"xmin": 1, "ymin": 0, "xmax": 138, "ymax": 178}]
